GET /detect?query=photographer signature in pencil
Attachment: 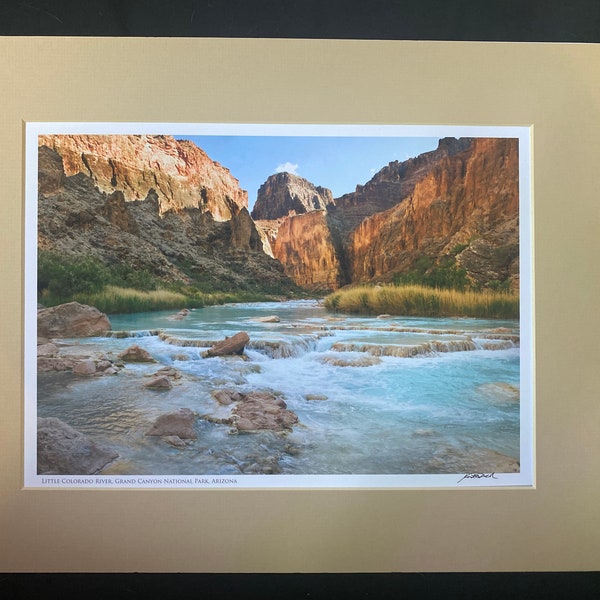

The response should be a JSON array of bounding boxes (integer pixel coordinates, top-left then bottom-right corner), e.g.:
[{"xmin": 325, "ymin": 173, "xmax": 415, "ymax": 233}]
[{"xmin": 457, "ymin": 472, "xmax": 499, "ymax": 484}]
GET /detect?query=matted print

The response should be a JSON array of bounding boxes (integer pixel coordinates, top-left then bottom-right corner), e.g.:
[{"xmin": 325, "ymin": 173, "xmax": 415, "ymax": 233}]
[{"xmin": 24, "ymin": 123, "xmax": 533, "ymax": 489}]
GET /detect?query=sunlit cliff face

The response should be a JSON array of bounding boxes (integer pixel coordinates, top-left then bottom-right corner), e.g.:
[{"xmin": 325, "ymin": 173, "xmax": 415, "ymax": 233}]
[
  {"xmin": 347, "ymin": 138, "xmax": 519, "ymax": 289},
  {"xmin": 38, "ymin": 134, "xmax": 248, "ymax": 220},
  {"xmin": 272, "ymin": 211, "xmax": 343, "ymax": 291}
]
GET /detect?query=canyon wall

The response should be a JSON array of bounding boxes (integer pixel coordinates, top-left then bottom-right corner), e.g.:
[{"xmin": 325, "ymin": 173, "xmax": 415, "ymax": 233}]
[
  {"xmin": 38, "ymin": 134, "xmax": 248, "ymax": 221},
  {"xmin": 37, "ymin": 140, "xmax": 293, "ymax": 293},
  {"xmin": 272, "ymin": 211, "xmax": 343, "ymax": 291},
  {"xmin": 347, "ymin": 138, "xmax": 519, "ymax": 289},
  {"xmin": 259, "ymin": 137, "xmax": 520, "ymax": 292}
]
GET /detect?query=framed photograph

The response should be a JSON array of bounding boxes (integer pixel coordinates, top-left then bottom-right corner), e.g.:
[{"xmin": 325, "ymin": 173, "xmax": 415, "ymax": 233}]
[
  {"xmin": 2, "ymin": 38, "xmax": 599, "ymax": 573},
  {"xmin": 25, "ymin": 122, "xmax": 533, "ymax": 490}
]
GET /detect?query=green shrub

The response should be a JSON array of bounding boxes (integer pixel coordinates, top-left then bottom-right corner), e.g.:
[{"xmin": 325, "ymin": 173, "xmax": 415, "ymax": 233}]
[{"xmin": 38, "ymin": 251, "xmax": 111, "ymax": 298}]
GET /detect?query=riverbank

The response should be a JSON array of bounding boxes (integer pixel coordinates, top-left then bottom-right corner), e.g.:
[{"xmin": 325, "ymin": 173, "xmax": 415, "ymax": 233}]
[
  {"xmin": 324, "ymin": 284, "xmax": 519, "ymax": 319},
  {"xmin": 40, "ymin": 284, "xmax": 313, "ymax": 315}
]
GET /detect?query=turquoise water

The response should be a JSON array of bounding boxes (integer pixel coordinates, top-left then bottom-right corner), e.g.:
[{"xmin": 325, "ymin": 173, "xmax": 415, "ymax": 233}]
[{"xmin": 38, "ymin": 300, "xmax": 520, "ymax": 475}]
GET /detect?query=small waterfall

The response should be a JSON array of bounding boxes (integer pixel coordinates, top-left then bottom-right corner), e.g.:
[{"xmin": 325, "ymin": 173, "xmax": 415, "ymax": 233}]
[
  {"xmin": 248, "ymin": 333, "xmax": 328, "ymax": 359},
  {"xmin": 105, "ymin": 329, "xmax": 162, "ymax": 338},
  {"xmin": 330, "ymin": 338, "xmax": 494, "ymax": 358}
]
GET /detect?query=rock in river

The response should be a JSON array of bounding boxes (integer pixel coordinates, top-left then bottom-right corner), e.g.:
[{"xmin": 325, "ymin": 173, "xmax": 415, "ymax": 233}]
[
  {"xmin": 230, "ymin": 391, "xmax": 298, "ymax": 433},
  {"xmin": 118, "ymin": 344, "xmax": 156, "ymax": 363},
  {"xmin": 37, "ymin": 302, "xmax": 111, "ymax": 339},
  {"xmin": 202, "ymin": 331, "xmax": 250, "ymax": 358},
  {"xmin": 37, "ymin": 417, "xmax": 119, "ymax": 474},
  {"xmin": 146, "ymin": 408, "xmax": 197, "ymax": 439}
]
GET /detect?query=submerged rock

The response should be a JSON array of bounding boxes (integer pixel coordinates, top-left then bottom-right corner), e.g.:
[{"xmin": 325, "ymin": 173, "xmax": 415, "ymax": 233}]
[
  {"xmin": 252, "ymin": 315, "xmax": 281, "ymax": 323},
  {"xmin": 37, "ymin": 302, "xmax": 111, "ymax": 338},
  {"xmin": 146, "ymin": 408, "xmax": 197, "ymax": 439},
  {"xmin": 37, "ymin": 417, "xmax": 118, "ymax": 475},
  {"xmin": 143, "ymin": 376, "xmax": 173, "ymax": 390},
  {"xmin": 319, "ymin": 354, "xmax": 382, "ymax": 367},
  {"xmin": 477, "ymin": 382, "xmax": 520, "ymax": 403},
  {"xmin": 305, "ymin": 394, "xmax": 328, "ymax": 401},
  {"xmin": 212, "ymin": 389, "xmax": 243, "ymax": 406}
]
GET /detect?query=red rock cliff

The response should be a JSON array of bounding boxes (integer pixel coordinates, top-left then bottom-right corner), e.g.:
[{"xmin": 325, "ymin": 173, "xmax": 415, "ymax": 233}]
[
  {"xmin": 38, "ymin": 134, "xmax": 248, "ymax": 221},
  {"xmin": 348, "ymin": 138, "xmax": 519, "ymax": 289},
  {"xmin": 272, "ymin": 211, "xmax": 343, "ymax": 291}
]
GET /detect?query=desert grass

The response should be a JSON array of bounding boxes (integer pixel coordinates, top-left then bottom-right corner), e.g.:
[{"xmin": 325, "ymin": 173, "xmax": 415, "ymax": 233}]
[
  {"xmin": 73, "ymin": 285, "xmax": 203, "ymax": 314},
  {"xmin": 67, "ymin": 286, "xmax": 285, "ymax": 314},
  {"xmin": 324, "ymin": 284, "xmax": 519, "ymax": 319}
]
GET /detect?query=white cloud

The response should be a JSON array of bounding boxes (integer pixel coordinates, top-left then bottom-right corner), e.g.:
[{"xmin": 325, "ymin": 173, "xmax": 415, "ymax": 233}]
[{"xmin": 275, "ymin": 162, "xmax": 299, "ymax": 175}]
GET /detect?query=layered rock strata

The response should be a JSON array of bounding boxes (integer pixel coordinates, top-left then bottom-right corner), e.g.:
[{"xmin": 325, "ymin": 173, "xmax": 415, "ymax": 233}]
[
  {"xmin": 38, "ymin": 143, "xmax": 293, "ymax": 292},
  {"xmin": 39, "ymin": 134, "xmax": 247, "ymax": 220},
  {"xmin": 348, "ymin": 138, "xmax": 519, "ymax": 288}
]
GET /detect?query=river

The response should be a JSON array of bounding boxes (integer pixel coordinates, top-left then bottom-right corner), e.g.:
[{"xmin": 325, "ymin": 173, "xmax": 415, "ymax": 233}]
[{"xmin": 37, "ymin": 300, "xmax": 521, "ymax": 478}]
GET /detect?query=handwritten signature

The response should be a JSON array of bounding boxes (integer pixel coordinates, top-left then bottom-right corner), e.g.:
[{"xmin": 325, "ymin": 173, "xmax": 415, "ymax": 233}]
[{"xmin": 457, "ymin": 472, "xmax": 498, "ymax": 484}]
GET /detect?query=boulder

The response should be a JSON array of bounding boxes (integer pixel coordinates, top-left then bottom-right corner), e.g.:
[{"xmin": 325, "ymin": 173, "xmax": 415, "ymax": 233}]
[
  {"xmin": 151, "ymin": 366, "xmax": 181, "ymax": 379},
  {"xmin": 118, "ymin": 344, "xmax": 156, "ymax": 362},
  {"xmin": 252, "ymin": 315, "xmax": 281, "ymax": 323},
  {"xmin": 231, "ymin": 391, "xmax": 298, "ymax": 433},
  {"xmin": 37, "ymin": 302, "xmax": 111, "ymax": 338},
  {"xmin": 202, "ymin": 332, "xmax": 250, "ymax": 358},
  {"xmin": 37, "ymin": 417, "xmax": 118, "ymax": 474},
  {"xmin": 146, "ymin": 408, "xmax": 197, "ymax": 439},
  {"xmin": 72, "ymin": 359, "xmax": 97, "ymax": 376},
  {"xmin": 143, "ymin": 376, "xmax": 173, "ymax": 390},
  {"xmin": 212, "ymin": 389, "xmax": 243, "ymax": 406}
]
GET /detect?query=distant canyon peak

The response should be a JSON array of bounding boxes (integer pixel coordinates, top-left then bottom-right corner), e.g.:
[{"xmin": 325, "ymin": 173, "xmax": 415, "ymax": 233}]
[{"xmin": 251, "ymin": 172, "xmax": 334, "ymax": 220}]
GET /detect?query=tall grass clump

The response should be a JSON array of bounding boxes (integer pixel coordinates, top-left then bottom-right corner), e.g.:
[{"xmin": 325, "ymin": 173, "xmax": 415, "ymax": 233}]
[
  {"xmin": 324, "ymin": 284, "xmax": 519, "ymax": 319},
  {"xmin": 75, "ymin": 285, "xmax": 204, "ymax": 314}
]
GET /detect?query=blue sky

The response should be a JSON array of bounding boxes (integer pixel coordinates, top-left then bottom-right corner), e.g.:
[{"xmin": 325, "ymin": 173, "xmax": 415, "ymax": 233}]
[{"xmin": 176, "ymin": 135, "xmax": 440, "ymax": 210}]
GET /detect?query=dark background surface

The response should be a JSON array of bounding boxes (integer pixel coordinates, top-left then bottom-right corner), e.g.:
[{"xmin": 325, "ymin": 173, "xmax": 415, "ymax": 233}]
[
  {"xmin": 0, "ymin": 0, "xmax": 599, "ymax": 41},
  {"xmin": 1, "ymin": 0, "xmax": 599, "ymax": 596}
]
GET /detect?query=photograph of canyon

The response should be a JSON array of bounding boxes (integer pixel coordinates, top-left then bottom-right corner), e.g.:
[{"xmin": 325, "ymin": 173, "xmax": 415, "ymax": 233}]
[{"xmin": 31, "ymin": 126, "xmax": 530, "ymax": 486}]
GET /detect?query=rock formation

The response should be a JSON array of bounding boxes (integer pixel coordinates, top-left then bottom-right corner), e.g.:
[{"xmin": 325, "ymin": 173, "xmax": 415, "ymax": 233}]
[
  {"xmin": 39, "ymin": 134, "xmax": 247, "ymax": 220},
  {"xmin": 347, "ymin": 138, "xmax": 519, "ymax": 288},
  {"xmin": 251, "ymin": 172, "xmax": 334, "ymax": 220},
  {"xmin": 37, "ymin": 302, "xmax": 112, "ymax": 339},
  {"xmin": 37, "ymin": 417, "xmax": 118, "ymax": 474},
  {"xmin": 272, "ymin": 211, "xmax": 344, "ymax": 291},
  {"xmin": 257, "ymin": 137, "xmax": 520, "ymax": 292},
  {"xmin": 37, "ymin": 141, "xmax": 294, "ymax": 293}
]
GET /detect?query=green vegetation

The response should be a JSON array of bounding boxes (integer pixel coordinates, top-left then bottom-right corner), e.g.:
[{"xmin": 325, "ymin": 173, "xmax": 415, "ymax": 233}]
[
  {"xmin": 392, "ymin": 255, "xmax": 469, "ymax": 291},
  {"xmin": 37, "ymin": 251, "xmax": 291, "ymax": 314},
  {"xmin": 324, "ymin": 284, "xmax": 519, "ymax": 319}
]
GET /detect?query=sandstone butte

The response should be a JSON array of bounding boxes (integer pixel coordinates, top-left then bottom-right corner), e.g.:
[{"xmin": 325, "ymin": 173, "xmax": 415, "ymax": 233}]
[{"xmin": 38, "ymin": 134, "xmax": 248, "ymax": 221}]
